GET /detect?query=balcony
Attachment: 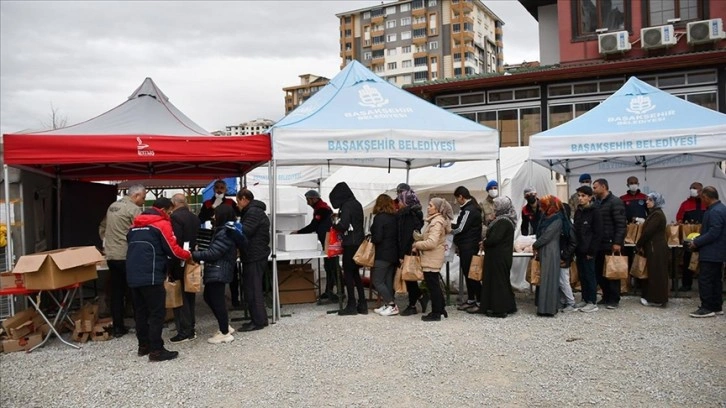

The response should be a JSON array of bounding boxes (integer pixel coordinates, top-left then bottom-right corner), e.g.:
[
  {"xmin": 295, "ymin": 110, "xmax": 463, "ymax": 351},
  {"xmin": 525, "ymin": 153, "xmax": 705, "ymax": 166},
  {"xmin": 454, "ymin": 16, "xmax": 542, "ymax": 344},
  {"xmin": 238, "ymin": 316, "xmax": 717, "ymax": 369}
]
[
  {"xmin": 452, "ymin": 0, "xmax": 474, "ymax": 13},
  {"xmin": 412, "ymin": 20, "xmax": 427, "ymax": 30},
  {"xmin": 371, "ymin": 42, "xmax": 386, "ymax": 51},
  {"xmin": 371, "ymin": 15, "xmax": 384, "ymax": 24},
  {"xmin": 412, "ymin": 35, "xmax": 428, "ymax": 45},
  {"xmin": 455, "ymin": 30, "xmax": 474, "ymax": 42},
  {"xmin": 371, "ymin": 28, "xmax": 385, "ymax": 37},
  {"xmin": 413, "ymin": 50, "xmax": 428, "ymax": 59},
  {"xmin": 412, "ymin": 7, "xmax": 427, "ymax": 17}
]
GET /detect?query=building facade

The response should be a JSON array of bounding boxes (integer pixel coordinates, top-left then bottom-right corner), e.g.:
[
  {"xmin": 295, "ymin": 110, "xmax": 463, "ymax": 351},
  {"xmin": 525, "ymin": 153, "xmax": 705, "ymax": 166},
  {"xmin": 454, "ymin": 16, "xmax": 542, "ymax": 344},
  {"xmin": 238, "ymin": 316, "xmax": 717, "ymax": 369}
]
[
  {"xmin": 404, "ymin": 0, "xmax": 726, "ymax": 148},
  {"xmin": 225, "ymin": 118, "xmax": 275, "ymax": 136},
  {"xmin": 282, "ymin": 74, "xmax": 330, "ymax": 114},
  {"xmin": 337, "ymin": 0, "xmax": 504, "ymax": 87}
]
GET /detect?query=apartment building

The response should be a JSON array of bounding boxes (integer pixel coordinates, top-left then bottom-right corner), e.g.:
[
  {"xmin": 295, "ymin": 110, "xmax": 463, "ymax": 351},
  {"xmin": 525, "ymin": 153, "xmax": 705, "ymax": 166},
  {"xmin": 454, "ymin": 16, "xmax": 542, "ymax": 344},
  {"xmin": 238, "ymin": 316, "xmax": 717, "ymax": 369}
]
[
  {"xmin": 282, "ymin": 74, "xmax": 330, "ymax": 114},
  {"xmin": 337, "ymin": 0, "xmax": 504, "ymax": 87},
  {"xmin": 225, "ymin": 118, "xmax": 275, "ymax": 136},
  {"xmin": 405, "ymin": 0, "xmax": 726, "ymax": 148}
]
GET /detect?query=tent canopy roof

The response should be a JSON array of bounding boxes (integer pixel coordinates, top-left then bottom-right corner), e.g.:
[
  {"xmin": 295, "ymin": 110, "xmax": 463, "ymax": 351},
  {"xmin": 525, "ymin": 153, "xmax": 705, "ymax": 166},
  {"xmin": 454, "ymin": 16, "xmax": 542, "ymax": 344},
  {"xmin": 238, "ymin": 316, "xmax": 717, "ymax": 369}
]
[
  {"xmin": 529, "ymin": 76, "xmax": 726, "ymax": 175},
  {"xmin": 3, "ymin": 78, "xmax": 270, "ymax": 180},
  {"xmin": 271, "ymin": 61, "xmax": 499, "ymax": 168}
]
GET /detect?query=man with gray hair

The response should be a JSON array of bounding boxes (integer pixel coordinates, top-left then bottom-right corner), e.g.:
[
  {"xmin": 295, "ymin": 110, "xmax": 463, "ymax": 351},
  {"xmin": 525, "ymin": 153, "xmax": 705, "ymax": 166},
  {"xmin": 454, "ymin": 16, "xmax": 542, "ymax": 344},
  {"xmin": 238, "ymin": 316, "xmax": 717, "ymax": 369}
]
[
  {"xmin": 169, "ymin": 193, "xmax": 200, "ymax": 342},
  {"xmin": 99, "ymin": 184, "xmax": 146, "ymax": 338}
]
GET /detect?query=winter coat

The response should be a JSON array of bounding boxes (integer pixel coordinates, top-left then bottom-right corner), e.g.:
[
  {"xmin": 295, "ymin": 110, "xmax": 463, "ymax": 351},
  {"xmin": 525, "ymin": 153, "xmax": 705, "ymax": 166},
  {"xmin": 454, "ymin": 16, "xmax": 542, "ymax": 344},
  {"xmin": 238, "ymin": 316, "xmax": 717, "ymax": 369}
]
[
  {"xmin": 239, "ymin": 200, "xmax": 271, "ymax": 262},
  {"xmin": 636, "ymin": 207, "xmax": 669, "ymax": 304},
  {"xmin": 191, "ymin": 224, "xmax": 241, "ymax": 284},
  {"xmin": 451, "ymin": 199, "xmax": 482, "ymax": 251},
  {"xmin": 169, "ymin": 206, "xmax": 200, "ymax": 280},
  {"xmin": 370, "ymin": 212, "xmax": 398, "ymax": 263},
  {"xmin": 413, "ymin": 213, "xmax": 450, "ymax": 271},
  {"xmin": 126, "ymin": 208, "xmax": 191, "ymax": 288},
  {"xmin": 297, "ymin": 198, "xmax": 333, "ymax": 245},
  {"xmin": 620, "ymin": 191, "xmax": 648, "ymax": 223},
  {"xmin": 198, "ymin": 197, "xmax": 238, "ymax": 224},
  {"xmin": 693, "ymin": 200, "xmax": 726, "ymax": 263},
  {"xmin": 676, "ymin": 197, "xmax": 705, "ymax": 223},
  {"xmin": 521, "ymin": 203, "xmax": 542, "ymax": 236},
  {"xmin": 479, "ymin": 197, "xmax": 495, "ymax": 226},
  {"xmin": 574, "ymin": 201, "xmax": 603, "ymax": 258},
  {"xmin": 99, "ymin": 196, "xmax": 142, "ymax": 260},
  {"xmin": 397, "ymin": 205, "xmax": 424, "ymax": 259},
  {"xmin": 559, "ymin": 215, "xmax": 577, "ymax": 264},
  {"xmin": 329, "ymin": 182, "xmax": 364, "ymax": 248},
  {"xmin": 596, "ymin": 192, "xmax": 627, "ymax": 251}
]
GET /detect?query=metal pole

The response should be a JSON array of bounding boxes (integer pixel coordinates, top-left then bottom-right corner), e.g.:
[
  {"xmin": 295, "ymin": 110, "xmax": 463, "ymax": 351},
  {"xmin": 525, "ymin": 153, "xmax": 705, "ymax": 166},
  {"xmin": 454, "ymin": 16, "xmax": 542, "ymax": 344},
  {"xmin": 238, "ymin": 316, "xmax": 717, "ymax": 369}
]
[
  {"xmin": 3, "ymin": 165, "xmax": 15, "ymax": 316},
  {"xmin": 269, "ymin": 159, "xmax": 279, "ymax": 322},
  {"xmin": 56, "ymin": 175, "xmax": 62, "ymax": 247}
]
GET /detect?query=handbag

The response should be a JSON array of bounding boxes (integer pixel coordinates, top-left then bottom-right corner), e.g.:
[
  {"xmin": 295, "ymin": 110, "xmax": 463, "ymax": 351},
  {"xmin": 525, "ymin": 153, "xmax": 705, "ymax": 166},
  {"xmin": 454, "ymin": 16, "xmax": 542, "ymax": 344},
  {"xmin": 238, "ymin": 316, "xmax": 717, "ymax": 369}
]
[
  {"xmin": 353, "ymin": 236, "xmax": 375, "ymax": 268},
  {"xmin": 526, "ymin": 259, "xmax": 541, "ymax": 286},
  {"xmin": 394, "ymin": 266, "xmax": 407, "ymax": 294},
  {"xmin": 604, "ymin": 251, "xmax": 628, "ymax": 280},
  {"xmin": 326, "ymin": 227, "xmax": 343, "ymax": 257},
  {"xmin": 625, "ymin": 223, "xmax": 642, "ymax": 244},
  {"xmin": 401, "ymin": 254, "xmax": 423, "ymax": 281},
  {"xmin": 468, "ymin": 252, "xmax": 484, "ymax": 281},
  {"xmin": 630, "ymin": 253, "xmax": 648, "ymax": 279},
  {"xmin": 184, "ymin": 261, "xmax": 202, "ymax": 293},
  {"xmin": 164, "ymin": 278, "xmax": 183, "ymax": 308}
]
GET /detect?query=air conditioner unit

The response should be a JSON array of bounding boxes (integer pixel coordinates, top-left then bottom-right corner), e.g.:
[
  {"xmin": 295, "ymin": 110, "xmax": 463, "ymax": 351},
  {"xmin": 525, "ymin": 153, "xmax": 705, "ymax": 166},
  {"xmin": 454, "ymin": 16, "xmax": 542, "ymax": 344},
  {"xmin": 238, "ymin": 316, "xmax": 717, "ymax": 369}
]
[
  {"xmin": 687, "ymin": 18, "xmax": 726, "ymax": 44},
  {"xmin": 641, "ymin": 25, "xmax": 677, "ymax": 49},
  {"xmin": 598, "ymin": 31, "xmax": 631, "ymax": 54}
]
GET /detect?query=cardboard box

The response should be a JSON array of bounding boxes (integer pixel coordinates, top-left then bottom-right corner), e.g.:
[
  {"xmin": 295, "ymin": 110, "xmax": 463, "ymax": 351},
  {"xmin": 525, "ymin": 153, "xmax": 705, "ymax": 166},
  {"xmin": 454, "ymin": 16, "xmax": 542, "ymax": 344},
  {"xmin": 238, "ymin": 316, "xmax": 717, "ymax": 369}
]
[
  {"xmin": 91, "ymin": 318, "xmax": 113, "ymax": 342},
  {"xmin": 2, "ymin": 308, "xmax": 37, "ymax": 331},
  {"xmin": 12, "ymin": 246, "xmax": 102, "ymax": 290},
  {"xmin": 0, "ymin": 272, "xmax": 24, "ymax": 288},
  {"xmin": 9, "ymin": 314, "xmax": 44, "ymax": 340},
  {"xmin": 277, "ymin": 233, "xmax": 319, "ymax": 251},
  {"xmin": 279, "ymin": 264, "xmax": 316, "ymax": 304},
  {"xmin": 73, "ymin": 304, "xmax": 99, "ymax": 333},
  {"xmin": 2, "ymin": 332, "xmax": 43, "ymax": 353}
]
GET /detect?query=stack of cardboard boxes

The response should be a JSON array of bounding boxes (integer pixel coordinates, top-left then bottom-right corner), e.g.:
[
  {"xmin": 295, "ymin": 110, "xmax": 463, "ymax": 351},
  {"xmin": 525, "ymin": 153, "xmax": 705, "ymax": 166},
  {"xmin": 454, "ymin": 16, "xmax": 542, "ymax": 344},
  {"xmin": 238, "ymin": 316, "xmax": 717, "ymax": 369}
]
[
  {"xmin": 0, "ymin": 309, "xmax": 47, "ymax": 353},
  {"xmin": 71, "ymin": 303, "xmax": 113, "ymax": 343}
]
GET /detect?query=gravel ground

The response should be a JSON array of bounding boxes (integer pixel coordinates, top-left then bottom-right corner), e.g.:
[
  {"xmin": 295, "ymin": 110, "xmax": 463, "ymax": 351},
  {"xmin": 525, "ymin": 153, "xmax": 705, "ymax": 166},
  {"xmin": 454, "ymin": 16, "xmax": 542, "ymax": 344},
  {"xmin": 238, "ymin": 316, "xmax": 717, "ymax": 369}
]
[{"xmin": 1, "ymin": 292, "xmax": 724, "ymax": 407}]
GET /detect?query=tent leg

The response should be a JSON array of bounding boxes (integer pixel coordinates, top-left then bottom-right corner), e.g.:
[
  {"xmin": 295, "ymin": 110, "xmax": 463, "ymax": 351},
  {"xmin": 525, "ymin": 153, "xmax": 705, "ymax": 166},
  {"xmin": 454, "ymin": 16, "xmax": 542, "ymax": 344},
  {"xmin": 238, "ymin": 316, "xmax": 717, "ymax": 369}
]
[
  {"xmin": 56, "ymin": 175, "xmax": 62, "ymax": 248},
  {"xmin": 269, "ymin": 160, "xmax": 280, "ymax": 323}
]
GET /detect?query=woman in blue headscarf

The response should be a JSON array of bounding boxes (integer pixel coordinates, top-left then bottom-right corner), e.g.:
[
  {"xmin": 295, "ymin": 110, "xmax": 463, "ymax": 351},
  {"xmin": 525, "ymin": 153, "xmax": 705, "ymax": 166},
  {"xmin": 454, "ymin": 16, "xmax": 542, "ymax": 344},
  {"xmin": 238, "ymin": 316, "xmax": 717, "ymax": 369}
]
[{"xmin": 636, "ymin": 192, "xmax": 669, "ymax": 307}]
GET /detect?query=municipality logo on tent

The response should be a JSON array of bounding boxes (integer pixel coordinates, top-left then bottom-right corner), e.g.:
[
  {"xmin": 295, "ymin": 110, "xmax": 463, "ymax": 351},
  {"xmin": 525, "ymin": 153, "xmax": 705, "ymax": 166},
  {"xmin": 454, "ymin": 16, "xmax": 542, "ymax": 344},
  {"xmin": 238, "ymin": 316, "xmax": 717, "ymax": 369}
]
[
  {"xmin": 358, "ymin": 85, "xmax": 389, "ymax": 108},
  {"xmin": 626, "ymin": 96, "xmax": 656, "ymax": 115},
  {"xmin": 607, "ymin": 95, "xmax": 675, "ymax": 126},
  {"xmin": 343, "ymin": 85, "xmax": 413, "ymax": 120}
]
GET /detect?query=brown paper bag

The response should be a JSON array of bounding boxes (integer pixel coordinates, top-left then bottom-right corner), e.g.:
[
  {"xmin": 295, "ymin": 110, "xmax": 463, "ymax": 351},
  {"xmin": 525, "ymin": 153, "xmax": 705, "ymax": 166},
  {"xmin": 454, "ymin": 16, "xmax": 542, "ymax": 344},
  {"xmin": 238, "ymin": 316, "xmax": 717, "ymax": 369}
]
[
  {"xmin": 164, "ymin": 278, "xmax": 183, "ymax": 309},
  {"xmin": 353, "ymin": 236, "xmax": 375, "ymax": 268},
  {"xmin": 569, "ymin": 260, "xmax": 579, "ymax": 288},
  {"xmin": 468, "ymin": 252, "xmax": 484, "ymax": 281},
  {"xmin": 666, "ymin": 224, "xmax": 681, "ymax": 246},
  {"xmin": 625, "ymin": 223, "xmax": 642, "ymax": 244},
  {"xmin": 680, "ymin": 223, "xmax": 701, "ymax": 242},
  {"xmin": 688, "ymin": 251, "xmax": 699, "ymax": 272},
  {"xmin": 184, "ymin": 262, "xmax": 202, "ymax": 293},
  {"xmin": 394, "ymin": 266, "xmax": 407, "ymax": 294},
  {"xmin": 604, "ymin": 252, "xmax": 628, "ymax": 280},
  {"xmin": 629, "ymin": 253, "xmax": 648, "ymax": 279},
  {"xmin": 620, "ymin": 278, "xmax": 631, "ymax": 294},
  {"xmin": 401, "ymin": 255, "xmax": 423, "ymax": 281},
  {"xmin": 527, "ymin": 260, "xmax": 541, "ymax": 286}
]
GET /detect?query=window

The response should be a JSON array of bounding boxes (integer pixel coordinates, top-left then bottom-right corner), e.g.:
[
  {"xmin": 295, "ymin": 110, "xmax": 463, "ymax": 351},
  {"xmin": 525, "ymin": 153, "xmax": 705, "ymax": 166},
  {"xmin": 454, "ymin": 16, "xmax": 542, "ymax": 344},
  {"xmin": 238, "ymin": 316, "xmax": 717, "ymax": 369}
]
[
  {"xmin": 453, "ymin": 23, "xmax": 461, "ymax": 33},
  {"xmin": 388, "ymin": 62, "xmax": 397, "ymax": 70},
  {"xmin": 413, "ymin": 28, "xmax": 426, "ymax": 38},
  {"xmin": 402, "ymin": 60, "xmax": 412, "ymax": 68},
  {"xmin": 647, "ymin": 0, "xmax": 702, "ymax": 26},
  {"xmin": 454, "ymin": 67, "xmax": 462, "ymax": 76},
  {"xmin": 437, "ymin": 96, "xmax": 459, "ymax": 106},
  {"xmin": 429, "ymin": 41, "xmax": 439, "ymax": 50},
  {"xmin": 685, "ymin": 92, "xmax": 717, "ymax": 111},
  {"xmin": 460, "ymin": 93, "xmax": 484, "ymax": 104},
  {"xmin": 372, "ymin": 50, "xmax": 384, "ymax": 59},
  {"xmin": 344, "ymin": 29, "xmax": 352, "ymax": 37},
  {"xmin": 386, "ymin": 6, "xmax": 396, "ymax": 15},
  {"xmin": 520, "ymin": 108, "xmax": 542, "ymax": 146},
  {"xmin": 430, "ymin": 56, "xmax": 437, "ymax": 65},
  {"xmin": 428, "ymin": 0, "xmax": 437, "ymax": 6},
  {"xmin": 371, "ymin": 8, "xmax": 384, "ymax": 17},
  {"xmin": 345, "ymin": 42, "xmax": 352, "ymax": 51},
  {"xmin": 414, "ymin": 57, "xmax": 428, "ymax": 66},
  {"xmin": 403, "ymin": 45, "xmax": 412, "ymax": 53},
  {"xmin": 386, "ymin": 20, "xmax": 397, "ymax": 29},
  {"xmin": 431, "ymin": 71, "xmax": 438, "ymax": 80},
  {"xmin": 401, "ymin": 31, "xmax": 412, "ymax": 40},
  {"xmin": 387, "ymin": 33, "xmax": 397, "ymax": 42},
  {"xmin": 412, "ymin": 0, "xmax": 424, "ymax": 10},
  {"xmin": 549, "ymin": 105, "xmax": 574, "ymax": 128},
  {"xmin": 387, "ymin": 48, "xmax": 397, "ymax": 56},
  {"xmin": 373, "ymin": 35, "xmax": 385, "ymax": 44},
  {"xmin": 574, "ymin": 0, "xmax": 627, "ymax": 37},
  {"xmin": 400, "ymin": 3, "xmax": 410, "ymax": 12},
  {"xmin": 414, "ymin": 71, "xmax": 429, "ymax": 82},
  {"xmin": 453, "ymin": 53, "xmax": 462, "ymax": 62},
  {"xmin": 402, "ymin": 74, "xmax": 412, "ymax": 84},
  {"xmin": 345, "ymin": 17, "xmax": 352, "ymax": 24},
  {"xmin": 363, "ymin": 11, "xmax": 370, "ymax": 19},
  {"xmin": 401, "ymin": 17, "xmax": 411, "ymax": 26}
]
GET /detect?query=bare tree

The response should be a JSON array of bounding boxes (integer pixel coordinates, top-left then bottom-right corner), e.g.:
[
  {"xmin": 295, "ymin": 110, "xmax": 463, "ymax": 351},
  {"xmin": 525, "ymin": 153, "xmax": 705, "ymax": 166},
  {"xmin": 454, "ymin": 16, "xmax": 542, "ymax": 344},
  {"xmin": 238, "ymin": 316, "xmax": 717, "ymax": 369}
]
[{"xmin": 42, "ymin": 102, "xmax": 68, "ymax": 130}]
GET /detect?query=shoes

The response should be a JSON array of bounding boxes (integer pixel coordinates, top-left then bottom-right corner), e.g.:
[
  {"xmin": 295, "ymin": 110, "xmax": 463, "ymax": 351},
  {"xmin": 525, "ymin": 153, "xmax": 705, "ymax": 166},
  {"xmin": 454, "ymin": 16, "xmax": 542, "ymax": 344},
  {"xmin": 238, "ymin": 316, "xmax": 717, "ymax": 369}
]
[
  {"xmin": 319, "ymin": 292, "xmax": 330, "ymax": 300},
  {"xmin": 640, "ymin": 298, "xmax": 649, "ymax": 306},
  {"xmin": 606, "ymin": 303, "xmax": 619, "ymax": 310},
  {"xmin": 228, "ymin": 326, "xmax": 235, "ymax": 334},
  {"xmin": 596, "ymin": 299, "xmax": 608, "ymax": 305},
  {"xmin": 677, "ymin": 286, "xmax": 692, "ymax": 292},
  {"xmin": 338, "ymin": 306, "xmax": 358, "ymax": 316},
  {"xmin": 466, "ymin": 306, "xmax": 482, "ymax": 314},
  {"xmin": 561, "ymin": 305, "xmax": 576, "ymax": 313},
  {"xmin": 239, "ymin": 323, "xmax": 264, "ymax": 332},
  {"xmin": 208, "ymin": 331, "xmax": 235, "ymax": 344},
  {"xmin": 138, "ymin": 344, "xmax": 150, "ymax": 357},
  {"xmin": 457, "ymin": 302, "xmax": 476, "ymax": 311},
  {"xmin": 329, "ymin": 293, "xmax": 340, "ymax": 302},
  {"xmin": 574, "ymin": 301, "xmax": 587, "ymax": 310},
  {"xmin": 580, "ymin": 303, "xmax": 599, "ymax": 313},
  {"xmin": 716, "ymin": 310, "xmax": 725, "ymax": 315},
  {"xmin": 690, "ymin": 308, "xmax": 716, "ymax": 318},
  {"xmin": 421, "ymin": 313, "xmax": 441, "ymax": 322},
  {"xmin": 170, "ymin": 334, "xmax": 193, "ymax": 344},
  {"xmin": 357, "ymin": 302, "xmax": 369, "ymax": 315},
  {"xmin": 399, "ymin": 305, "xmax": 418, "ymax": 316},
  {"xmin": 148, "ymin": 348, "xmax": 179, "ymax": 362},
  {"xmin": 419, "ymin": 293, "xmax": 430, "ymax": 314},
  {"xmin": 113, "ymin": 326, "xmax": 129, "ymax": 339},
  {"xmin": 379, "ymin": 305, "xmax": 399, "ymax": 316},
  {"xmin": 374, "ymin": 304, "xmax": 387, "ymax": 314}
]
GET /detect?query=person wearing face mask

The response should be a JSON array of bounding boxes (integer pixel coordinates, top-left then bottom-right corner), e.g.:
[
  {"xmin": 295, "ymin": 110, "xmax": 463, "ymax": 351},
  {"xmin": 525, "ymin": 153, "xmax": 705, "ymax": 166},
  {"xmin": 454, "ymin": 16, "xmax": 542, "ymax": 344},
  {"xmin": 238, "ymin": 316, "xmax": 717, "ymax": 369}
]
[
  {"xmin": 479, "ymin": 180, "xmax": 499, "ymax": 229},
  {"xmin": 198, "ymin": 180, "xmax": 239, "ymax": 225},
  {"xmin": 569, "ymin": 174, "xmax": 591, "ymax": 213},
  {"xmin": 521, "ymin": 187, "xmax": 541, "ymax": 236},
  {"xmin": 619, "ymin": 176, "xmax": 648, "ymax": 224},
  {"xmin": 675, "ymin": 182, "xmax": 704, "ymax": 292}
]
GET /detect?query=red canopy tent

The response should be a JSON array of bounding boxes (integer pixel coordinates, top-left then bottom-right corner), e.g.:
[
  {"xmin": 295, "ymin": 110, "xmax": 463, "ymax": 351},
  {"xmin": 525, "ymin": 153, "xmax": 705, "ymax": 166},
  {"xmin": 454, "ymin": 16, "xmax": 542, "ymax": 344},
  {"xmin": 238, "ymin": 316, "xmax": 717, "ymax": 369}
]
[{"xmin": 2, "ymin": 77, "xmax": 271, "ymax": 181}]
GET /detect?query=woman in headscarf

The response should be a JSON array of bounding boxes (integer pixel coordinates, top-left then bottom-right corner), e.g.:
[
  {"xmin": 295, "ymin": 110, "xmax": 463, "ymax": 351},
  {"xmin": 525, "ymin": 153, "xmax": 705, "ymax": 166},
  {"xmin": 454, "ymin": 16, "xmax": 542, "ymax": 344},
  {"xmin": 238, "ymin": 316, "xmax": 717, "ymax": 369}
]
[
  {"xmin": 412, "ymin": 197, "xmax": 453, "ymax": 321},
  {"xmin": 532, "ymin": 195, "xmax": 563, "ymax": 316},
  {"xmin": 636, "ymin": 192, "xmax": 669, "ymax": 307},
  {"xmin": 396, "ymin": 188, "xmax": 426, "ymax": 316},
  {"xmin": 479, "ymin": 197, "xmax": 518, "ymax": 318}
]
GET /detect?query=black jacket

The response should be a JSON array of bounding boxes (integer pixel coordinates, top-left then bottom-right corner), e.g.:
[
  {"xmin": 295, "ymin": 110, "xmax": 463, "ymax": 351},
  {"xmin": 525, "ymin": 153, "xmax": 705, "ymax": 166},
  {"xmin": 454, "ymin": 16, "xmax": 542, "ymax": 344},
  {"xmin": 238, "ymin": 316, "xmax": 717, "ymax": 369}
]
[
  {"xmin": 397, "ymin": 205, "xmax": 424, "ymax": 259},
  {"xmin": 170, "ymin": 206, "xmax": 200, "ymax": 280},
  {"xmin": 198, "ymin": 197, "xmax": 238, "ymax": 224},
  {"xmin": 574, "ymin": 201, "xmax": 604, "ymax": 257},
  {"xmin": 452, "ymin": 199, "xmax": 482, "ymax": 251},
  {"xmin": 596, "ymin": 192, "xmax": 627, "ymax": 251},
  {"xmin": 297, "ymin": 199, "xmax": 333, "ymax": 245},
  {"xmin": 370, "ymin": 212, "xmax": 398, "ymax": 263},
  {"xmin": 559, "ymin": 215, "xmax": 577, "ymax": 264},
  {"xmin": 191, "ymin": 224, "xmax": 240, "ymax": 284},
  {"xmin": 329, "ymin": 182, "xmax": 364, "ymax": 248},
  {"xmin": 239, "ymin": 200, "xmax": 271, "ymax": 262}
]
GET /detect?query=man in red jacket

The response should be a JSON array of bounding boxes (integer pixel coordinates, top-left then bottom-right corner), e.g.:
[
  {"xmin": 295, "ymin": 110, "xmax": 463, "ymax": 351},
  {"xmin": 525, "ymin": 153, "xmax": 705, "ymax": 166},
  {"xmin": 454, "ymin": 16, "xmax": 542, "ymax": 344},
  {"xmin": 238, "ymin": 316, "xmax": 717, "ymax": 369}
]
[{"xmin": 676, "ymin": 182, "xmax": 704, "ymax": 291}]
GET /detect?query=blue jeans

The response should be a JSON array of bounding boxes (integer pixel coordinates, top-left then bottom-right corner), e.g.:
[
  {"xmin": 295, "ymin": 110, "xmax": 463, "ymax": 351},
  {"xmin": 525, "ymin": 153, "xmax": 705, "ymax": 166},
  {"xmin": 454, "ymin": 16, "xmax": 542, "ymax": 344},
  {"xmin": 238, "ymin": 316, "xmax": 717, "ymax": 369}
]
[
  {"xmin": 576, "ymin": 253, "xmax": 597, "ymax": 304},
  {"xmin": 698, "ymin": 261, "xmax": 724, "ymax": 312}
]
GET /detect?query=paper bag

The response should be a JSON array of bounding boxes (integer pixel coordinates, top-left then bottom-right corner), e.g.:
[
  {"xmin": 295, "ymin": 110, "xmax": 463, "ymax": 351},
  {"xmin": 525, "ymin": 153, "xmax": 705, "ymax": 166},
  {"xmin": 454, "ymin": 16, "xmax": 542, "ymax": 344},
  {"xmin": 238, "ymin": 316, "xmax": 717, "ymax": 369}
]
[
  {"xmin": 680, "ymin": 223, "xmax": 701, "ymax": 242},
  {"xmin": 164, "ymin": 278, "xmax": 182, "ymax": 309},
  {"xmin": 394, "ymin": 266, "xmax": 407, "ymax": 294},
  {"xmin": 569, "ymin": 260, "xmax": 579, "ymax": 288},
  {"xmin": 666, "ymin": 224, "xmax": 681, "ymax": 246},
  {"xmin": 688, "ymin": 251, "xmax": 699, "ymax": 272},
  {"xmin": 326, "ymin": 227, "xmax": 343, "ymax": 257},
  {"xmin": 526, "ymin": 259, "xmax": 541, "ymax": 286},
  {"xmin": 184, "ymin": 261, "xmax": 202, "ymax": 293},
  {"xmin": 353, "ymin": 236, "xmax": 375, "ymax": 268},
  {"xmin": 604, "ymin": 252, "xmax": 628, "ymax": 280},
  {"xmin": 625, "ymin": 223, "xmax": 642, "ymax": 244},
  {"xmin": 468, "ymin": 252, "xmax": 484, "ymax": 281},
  {"xmin": 629, "ymin": 253, "xmax": 648, "ymax": 279},
  {"xmin": 401, "ymin": 255, "xmax": 423, "ymax": 281}
]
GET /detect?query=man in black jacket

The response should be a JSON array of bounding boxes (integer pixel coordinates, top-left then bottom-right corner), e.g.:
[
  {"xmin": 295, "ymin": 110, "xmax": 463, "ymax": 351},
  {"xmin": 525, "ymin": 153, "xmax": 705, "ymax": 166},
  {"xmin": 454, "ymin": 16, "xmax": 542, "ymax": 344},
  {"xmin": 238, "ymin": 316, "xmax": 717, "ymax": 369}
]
[
  {"xmin": 169, "ymin": 193, "xmax": 200, "ymax": 343},
  {"xmin": 236, "ymin": 189, "xmax": 270, "ymax": 331},
  {"xmin": 452, "ymin": 186, "xmax": 483, "ymax": 312},
  {"xmin": 592, "ymin": 178, "xmax": 627, "ymax": 309}
]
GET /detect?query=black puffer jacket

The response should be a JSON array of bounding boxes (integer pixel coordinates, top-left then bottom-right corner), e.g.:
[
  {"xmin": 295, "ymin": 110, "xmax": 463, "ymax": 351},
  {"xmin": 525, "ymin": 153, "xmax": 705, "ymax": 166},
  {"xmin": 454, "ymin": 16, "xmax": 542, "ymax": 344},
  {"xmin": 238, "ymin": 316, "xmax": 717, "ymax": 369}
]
[
  {"xmin": 559, "ymin": 214, "xmax": 578, "ymax": 264},
  {"xmin": 370, "ymin": 212, "xmax": 398, "ymax": 263},
  {"xmin": 329, "ymin": 182, "xmax": 364, "ymax": 248},
  {"xmin": 239, "ymin": 200, "xmax": 271, "ymax": 262},
  {"xmin": 452, "ymin": 199, "xmax": 482, "ymax": 251},
  {"xmin": 596, "ymin": 192, "xmax": 627, "ymax": 251},
  {"xmin": 397, "ymin": 204, "xmax": 424, "ymax": 259},
  {"xmin": 191, "ymin": 224, "xmax": 240, "ymax": 284},
  {"xmin": 574, "ymin": 201, "xmax": 604, "ymax": 257}
]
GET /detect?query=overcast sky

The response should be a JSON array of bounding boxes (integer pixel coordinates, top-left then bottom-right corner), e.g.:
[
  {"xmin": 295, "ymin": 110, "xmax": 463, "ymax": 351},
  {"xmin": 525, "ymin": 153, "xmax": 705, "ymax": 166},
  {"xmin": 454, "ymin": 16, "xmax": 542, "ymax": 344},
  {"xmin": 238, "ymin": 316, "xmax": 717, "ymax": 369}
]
[{"xmin": 0, "ymin": 1, "xmax": 538, "ymax": 135}]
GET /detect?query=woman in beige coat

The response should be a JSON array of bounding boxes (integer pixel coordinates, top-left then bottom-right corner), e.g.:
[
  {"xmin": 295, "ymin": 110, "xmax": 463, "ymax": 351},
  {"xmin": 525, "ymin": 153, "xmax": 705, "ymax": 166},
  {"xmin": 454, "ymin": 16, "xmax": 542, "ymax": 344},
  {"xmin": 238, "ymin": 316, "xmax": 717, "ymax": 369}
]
[{"xmin": 412, "ymin": 197, "xmax": 454, "ymax": 321}]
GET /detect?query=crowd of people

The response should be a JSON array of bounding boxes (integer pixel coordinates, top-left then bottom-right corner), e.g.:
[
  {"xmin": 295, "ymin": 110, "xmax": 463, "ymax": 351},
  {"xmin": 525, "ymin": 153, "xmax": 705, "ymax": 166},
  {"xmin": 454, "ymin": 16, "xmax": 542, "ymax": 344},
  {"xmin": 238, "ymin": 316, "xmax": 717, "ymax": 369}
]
[{"xmin": 99, "ymin": 176, "xmax": 725, "ymax": 362}]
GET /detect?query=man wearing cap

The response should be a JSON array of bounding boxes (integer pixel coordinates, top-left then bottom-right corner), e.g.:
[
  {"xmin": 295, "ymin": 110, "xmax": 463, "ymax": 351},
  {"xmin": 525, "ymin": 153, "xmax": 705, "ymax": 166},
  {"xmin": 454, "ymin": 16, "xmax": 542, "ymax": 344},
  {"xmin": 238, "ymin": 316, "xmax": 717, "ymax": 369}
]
[
  {"xmin": 480, "ymin": 180, "xmax": 499, "ymax": 228},
  {"xmin": 295, "ymin": 190, "xmax": 339, "ymax": 302},
  {"xmin": 569, "ymin": 174, "xmax": 591, "ymax": 212},
  {"xmin": 521, "ymin": 187, "xmax": 541, "ymax": 236},
  {"xmin": 676, "ymin": 182, "xmax": 704, "ymax": 292}
]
